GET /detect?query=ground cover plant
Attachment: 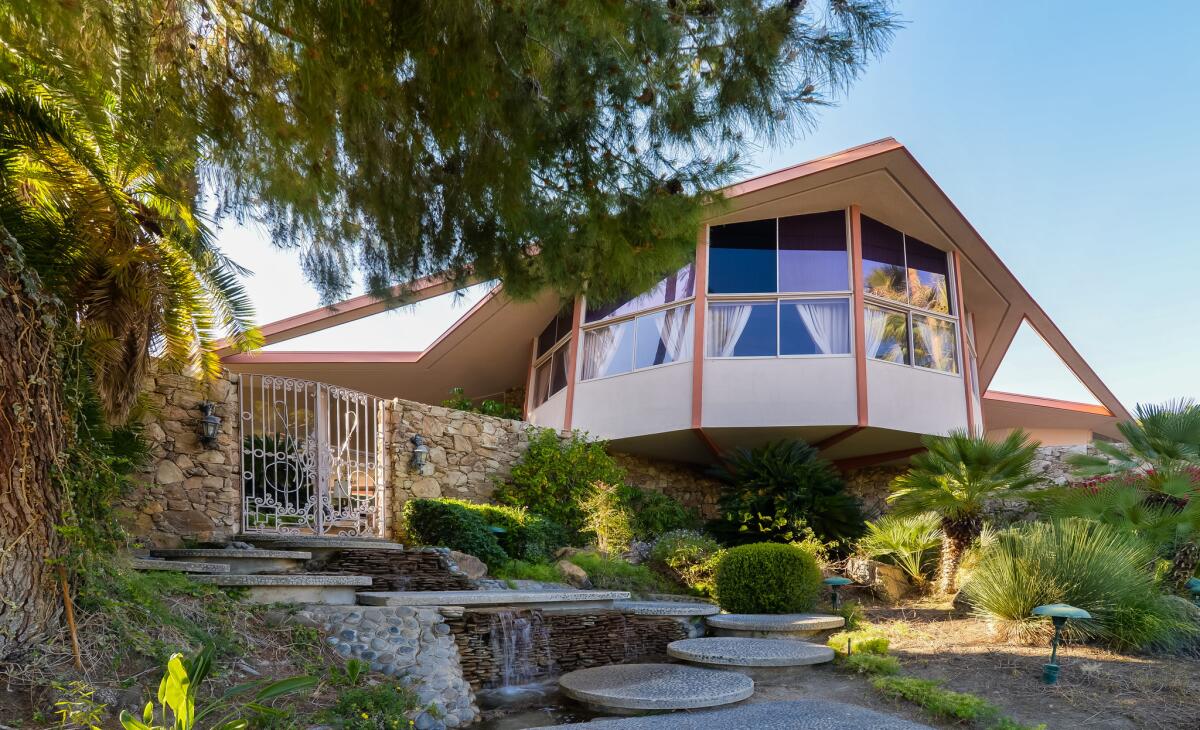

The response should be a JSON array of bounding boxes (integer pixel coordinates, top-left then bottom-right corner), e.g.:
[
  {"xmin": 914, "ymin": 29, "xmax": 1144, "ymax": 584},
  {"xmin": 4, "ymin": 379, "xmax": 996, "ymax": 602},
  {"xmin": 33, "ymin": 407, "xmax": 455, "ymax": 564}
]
[
  {"xmin": 566, "ymin": 552, "xmax": 675, "ymax": 595},
  {"xmin": 715, "ymin": 542, "xmax": 822, "ymax": 613}
]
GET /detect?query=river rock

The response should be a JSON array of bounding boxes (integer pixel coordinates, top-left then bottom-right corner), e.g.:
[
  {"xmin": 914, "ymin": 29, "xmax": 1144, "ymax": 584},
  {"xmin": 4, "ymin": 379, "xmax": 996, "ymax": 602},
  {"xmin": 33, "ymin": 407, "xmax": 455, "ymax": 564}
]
[
  {"xmin": 555, "ymin": 559, "xmax": 593, "ymax": 589},
  {"xmin": 448, "ymin": 550, "xmax": 488, "ymax": 579}
]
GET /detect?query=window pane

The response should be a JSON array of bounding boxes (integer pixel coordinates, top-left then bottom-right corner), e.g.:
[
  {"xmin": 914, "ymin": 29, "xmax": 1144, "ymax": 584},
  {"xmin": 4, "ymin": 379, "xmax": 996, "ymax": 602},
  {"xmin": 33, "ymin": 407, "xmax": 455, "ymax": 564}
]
[
  {"xmin": 780, "ymin": 299, "xmax": 850, "ymax": 355},
  {"xmin": 708, "ymin": 219, "xmax": 777, "ymax": 294},
  {"xmin": 861, "ymin": 216, "xmax": 907, "ymax": 304},
  {"xmin": 533, "ymin": 360, "xmax": 552, "ymax": 406},
  {"xmin": 635, "ymin": 305, "xmax": 693, "ymax": 368},
  {"xmin": 586, "ymin": 264, "xmax": 696, "ymax": 323},
  {"xmin": 864, "ymin": 305, "xmax": 909, "ymax": 364},
  {"xmin": 906, "ymin": 236, "xmax": 952, "ymax": 314},
  {"xmin": 706, "ymin": 301, "xmax": 776, "ymax": 357},
  {"xmin": 537, "ymin": 303, "xmax": 573, "ymax": 357},
  {"xmin": 912, "ymin": 314, "xmax": 959, "ymax": 373},
  {"xmin": 580, "ymin": 320, "xmax": 634, "ymax": 380},
  {"xmin": 779, "ymin": 211, "xmax": 849, "ymax": 292},
  {"xmin": 550, "ymin": 344, "xmax": 570, "ymax": 393}
]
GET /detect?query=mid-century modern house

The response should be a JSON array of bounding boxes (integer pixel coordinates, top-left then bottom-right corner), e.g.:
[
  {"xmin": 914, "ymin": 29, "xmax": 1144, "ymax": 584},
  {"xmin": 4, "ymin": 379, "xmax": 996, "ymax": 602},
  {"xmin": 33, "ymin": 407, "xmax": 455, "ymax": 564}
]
[{"xmin": 221, "ymin": 138, "xmax": 1128, "ymax": 472}]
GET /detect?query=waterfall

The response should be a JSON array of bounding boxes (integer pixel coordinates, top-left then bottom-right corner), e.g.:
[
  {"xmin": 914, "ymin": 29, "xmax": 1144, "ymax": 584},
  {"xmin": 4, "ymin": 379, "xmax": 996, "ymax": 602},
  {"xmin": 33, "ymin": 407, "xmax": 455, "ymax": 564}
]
[{"xmin": 488, "ymin": 609, "xmax": 553, "ymax": 688}]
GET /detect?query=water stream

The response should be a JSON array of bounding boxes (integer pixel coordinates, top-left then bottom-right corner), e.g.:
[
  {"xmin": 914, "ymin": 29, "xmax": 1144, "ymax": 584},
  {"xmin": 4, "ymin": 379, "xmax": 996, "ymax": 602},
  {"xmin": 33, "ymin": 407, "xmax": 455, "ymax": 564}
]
[{"xmin": 487, "ymin": 608, "xmax": 555, "ymax": 689}]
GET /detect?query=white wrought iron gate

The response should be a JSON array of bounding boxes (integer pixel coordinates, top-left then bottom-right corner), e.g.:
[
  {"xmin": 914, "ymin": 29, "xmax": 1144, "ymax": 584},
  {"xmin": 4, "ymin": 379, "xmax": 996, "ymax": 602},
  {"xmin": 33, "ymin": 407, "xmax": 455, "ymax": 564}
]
[{"xmin": 238, "ymin": 374, "xmax": 387, "ymax": 537}]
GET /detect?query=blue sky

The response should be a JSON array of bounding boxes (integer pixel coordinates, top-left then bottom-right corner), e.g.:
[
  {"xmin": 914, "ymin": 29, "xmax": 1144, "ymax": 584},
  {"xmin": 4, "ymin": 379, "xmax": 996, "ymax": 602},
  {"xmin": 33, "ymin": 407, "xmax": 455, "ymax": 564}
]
[{"xmin": 220, "ymin": 0, "xmax": 1200, "ymax": 410}]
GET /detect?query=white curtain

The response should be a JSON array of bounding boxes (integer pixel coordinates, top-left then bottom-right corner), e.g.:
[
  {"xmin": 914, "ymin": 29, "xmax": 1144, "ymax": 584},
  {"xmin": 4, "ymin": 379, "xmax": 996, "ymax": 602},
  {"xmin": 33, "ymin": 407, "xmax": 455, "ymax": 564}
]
[
  {"xmin": 581, "ymin": 324, "xmax": 626, "ymax": 380},
  {"xmin": 653, "ymin": 305, "xmax": 693, "ymax": 363},
  {"xmin": 707, "ymin": 304, "xmax": 752, "ymax": 357},
  {"xmin": 863, "ymin": 306, "xmax": 889, "ymax": 359},
  {"xmin": 793, "ymin": 300, "xmax": 850, "ymax": 354}
]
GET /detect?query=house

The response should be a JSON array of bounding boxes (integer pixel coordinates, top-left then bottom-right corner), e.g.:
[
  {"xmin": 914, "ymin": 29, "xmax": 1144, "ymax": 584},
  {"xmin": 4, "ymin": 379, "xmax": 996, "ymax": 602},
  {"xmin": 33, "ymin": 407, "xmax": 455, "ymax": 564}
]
[{"xmin": 221, "ymin": 138, "xmax": 1127, "ymax": 475}]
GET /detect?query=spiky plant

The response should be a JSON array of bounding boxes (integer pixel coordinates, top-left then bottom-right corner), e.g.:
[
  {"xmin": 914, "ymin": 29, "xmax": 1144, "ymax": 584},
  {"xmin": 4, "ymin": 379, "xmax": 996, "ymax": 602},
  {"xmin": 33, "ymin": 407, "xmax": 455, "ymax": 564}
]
[
  {"xmin": 888, "ymin": 429, "xmax": 1042, "ymax": 593},
  {"xmin": 856, "ymin": 512, "xmax": 943, "ymax": 585}
]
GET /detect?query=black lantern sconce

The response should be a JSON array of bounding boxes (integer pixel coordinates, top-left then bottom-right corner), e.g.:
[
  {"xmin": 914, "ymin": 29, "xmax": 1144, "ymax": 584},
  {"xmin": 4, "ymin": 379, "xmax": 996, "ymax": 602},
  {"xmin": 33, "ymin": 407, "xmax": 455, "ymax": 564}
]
[
  {"xmin": 198, "ymin": 401, "xmax": 222, "ymax": 447},
  {"xmin": 410, "ymin": 434, "xmax": 430, "ymax": 471}
]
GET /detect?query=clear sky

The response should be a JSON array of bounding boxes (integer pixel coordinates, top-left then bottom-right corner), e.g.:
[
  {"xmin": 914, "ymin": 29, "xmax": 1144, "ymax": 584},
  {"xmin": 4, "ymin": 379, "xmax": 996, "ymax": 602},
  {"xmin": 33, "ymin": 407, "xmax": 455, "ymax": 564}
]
[{"xmin": 217, "ymin": 0, "xmax": 1200, "ymax": 410}]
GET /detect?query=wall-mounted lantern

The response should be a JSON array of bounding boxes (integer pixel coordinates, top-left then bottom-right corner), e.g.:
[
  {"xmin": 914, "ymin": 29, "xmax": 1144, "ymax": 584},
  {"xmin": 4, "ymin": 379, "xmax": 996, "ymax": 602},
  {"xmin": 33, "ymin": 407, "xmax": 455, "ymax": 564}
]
[
  {"xmin": 410, "ymin": 434, "xmax": 430, "ymax": 471},
  {"xmin": 198, "ymin": 401, "xmax": 222, "ymax": 448}
]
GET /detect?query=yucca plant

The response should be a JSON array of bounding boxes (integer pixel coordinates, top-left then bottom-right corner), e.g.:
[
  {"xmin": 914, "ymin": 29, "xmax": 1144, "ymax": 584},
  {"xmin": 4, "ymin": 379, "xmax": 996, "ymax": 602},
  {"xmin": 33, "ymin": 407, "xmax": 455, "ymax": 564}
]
[
  {"xmin": 960, "ymin": 519, "xmax": 1198, "ymax": 651},
  {"xmin": 888, "ymin": 429, "xmax": 1041, "ymax": 593},
  {"xmin": 856, "ymin": 512, "xmax": 943, "ymax": 585}
]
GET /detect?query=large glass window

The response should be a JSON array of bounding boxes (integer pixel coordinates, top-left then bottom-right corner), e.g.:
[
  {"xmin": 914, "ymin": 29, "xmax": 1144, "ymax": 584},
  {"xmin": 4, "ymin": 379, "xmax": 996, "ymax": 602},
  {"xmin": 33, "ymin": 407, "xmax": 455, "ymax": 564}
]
[
  {"xmin": 581, "ymin": 319, "xmax": 635, "ymax": 380},
  {"xmin": 586, "ymin": 265, "xmax": 695, "ymax": 323},
  {"xmin": 906, "ymin": 236, "xmax": 951, "ymax": 314},
  {"xmin": 580, "ymin": 303, "xmax": 693, "ymax": 381},
  {"xmin": 864, "ymin": 304, "xmax": 909, "ymax": 365},
  {"xmin": 707, "ymin": 301, "xmax": 777, "ymax": 357},
  {"xmin": 780, "ymin": 299, "xmax": 851, "ymax": 355},
  {"xmin": 708, "ymin": 219, "xmax": 777, "ymax": 294},
  {"xmin": 912, "ymin": 314, "xmax": 959, "ymax": 374},
  {"xmin": 779, "ymin": 212, "xmax": 849, "ymax": 292},
  {"xmin": 861, "ymin": 216, "xmax": 907, "ymax": 304}
]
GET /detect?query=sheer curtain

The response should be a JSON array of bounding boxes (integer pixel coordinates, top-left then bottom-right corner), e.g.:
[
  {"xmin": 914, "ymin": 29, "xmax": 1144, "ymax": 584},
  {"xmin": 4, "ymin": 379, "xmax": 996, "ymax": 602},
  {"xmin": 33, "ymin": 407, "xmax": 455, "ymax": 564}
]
[
  {"xmin": 863, "ymin": 306, "xmax": 888, "ymax": 359},
  {"xmin": 653, "ymin": 305, "xmax": 693, "ymax": 363},
  {"xmin": 793, "ymin": 300, "xmax": 850, "ymax": 354},
  {"xmin": 581, "ymin": 325, "xmax": 625, "ymax": 379},
  {"xmin": 707, "ymin": 304, "xmax": 752, "ymax": 357}
]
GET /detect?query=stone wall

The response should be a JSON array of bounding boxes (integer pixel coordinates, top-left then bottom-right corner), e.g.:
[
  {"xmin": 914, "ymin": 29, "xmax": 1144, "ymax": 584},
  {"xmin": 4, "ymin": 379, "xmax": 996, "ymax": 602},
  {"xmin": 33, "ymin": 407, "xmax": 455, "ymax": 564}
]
[
  {"xmin": 842, "ymin": 465, "xmax": 907, "ymax": 518},
  {"xmin": 314, "ymin": 547, "xmax": 476, "ymax": 592},
  {"xmin": 612, "ymin": 453, "xmax": 723, "ymax": 519},
  {"xmin": 119, "ymin": 370, "xmax": 241, "ymax": 547}
]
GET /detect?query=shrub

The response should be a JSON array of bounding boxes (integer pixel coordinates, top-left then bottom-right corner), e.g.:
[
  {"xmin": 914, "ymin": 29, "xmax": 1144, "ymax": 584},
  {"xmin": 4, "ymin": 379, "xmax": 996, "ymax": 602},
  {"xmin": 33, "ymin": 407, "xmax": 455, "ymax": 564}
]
[
  {"xmin": 842, "ymin": 653, "xmax": 900, "ymax": 676},
  {"xmin": 709, "ymin": 440, "xmax": 865, "ymax": 545},
  {"xmin": 714, "ymin": 542, "xmax": 822, "ymax": 614},
  {"xmin": 579, "ymin": 481, "xmax": 634, "ymax": 554},
  {"xmin": 446, "ymin": 500, "xmax": 565, "ymax": 562},
  {"xmin": 492, "ymin": 560, "xmax": 562, "ymax": 584},
  {"xmin": 400, "ymin": 499, "xmax": 508, "ymax": 568},
  {"xmin": 442, "ymin": 386, "xmax": 522, "ymax": 420},
  {"xmin": 828, "ymin": 629, "xmax": 889, "ymax": 657},
  {"xmin": 318, "ymin": 682, "xmax": 422, "ymax": 729},
  {"xmin": 618, "ymin": 485, "xmax": 698, "ymax": 538},
  {"xmin": 649, "ymin": 529, "xmax": 725, "ymax": 597},
  {"xmin": 495, "ymin": 428, "xmax": 625, "ymax": 535},
  {"xmin": 856, "ymin": 512, "xmax": 943, "ymax": 584},
  {"xmin": 567, "ymin": 552, "xmax": 673, "ymax": 594},
  {"xmin": 961, "ymin": 518, "xmax": 1200, "ymax": 650}
]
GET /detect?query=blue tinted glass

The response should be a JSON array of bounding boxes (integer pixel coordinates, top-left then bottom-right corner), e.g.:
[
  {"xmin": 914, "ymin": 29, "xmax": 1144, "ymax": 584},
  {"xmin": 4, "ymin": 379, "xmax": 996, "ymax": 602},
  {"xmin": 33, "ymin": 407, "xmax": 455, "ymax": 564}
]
[
  {"xmin": 779, "ymin": 212, "xmax": 849, "ymax": 292},
  {"xmin": 708, "ymin": 219, "xmax": 777, "ymax": 294},
  {"xmin": 707, "ymin": 302, "xmax": 776, "ymax": 357}
]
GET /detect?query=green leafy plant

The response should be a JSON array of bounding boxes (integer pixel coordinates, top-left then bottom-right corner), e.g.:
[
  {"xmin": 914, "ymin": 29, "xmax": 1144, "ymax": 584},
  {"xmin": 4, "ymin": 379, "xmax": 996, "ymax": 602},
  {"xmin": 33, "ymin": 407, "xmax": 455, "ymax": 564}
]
[
  {"xmin": 714, "ymin": 542, "xmax": 822, "ymax": 614},
  {"xmin": 567, "ymin": 552, "xmax": 673, "ymax": 595},
  {"xmin": 841, "ymin": 653, "xmax": 900, "ymax": 676},
  {"xmin": 828, "ymin": 629, "xmax": 889, "ymax": 657},
  {"xmin": 436, "ymin": 500, "xmax": 565, "ymax": 562},
  {"xmin": 329, "ymin": 659, "xmax": 369, "ymax": 688},
  {"xmin": 53, "ymin": 681, "xmax": 106, "ymax": 729},
  {"xmin": 710, "ymin": 440, "xmax": 865, "ymax": 545},
  {"xmin": 836, "ymin": 600, "xmax": 866, "ymax": 631},
  {"xmin": 400, "ymin": 499, "xmax": 508, "ymax": 568},
  {"xmin": 495, "ymin": 429, "xmax": 625, "ymax": 536},
  {"xmin": 579, "ymin": 481, "xmax": 634, "ymax": 555},
  {"xmin": 856, "ymin": 512, "xmax": 943, "ymax": 585},
  {"xmin": 617, "ymin": 485, "xmax": 698, "ymax": 539},
  {"xmin": 888, "ymin": 429, "xmax": 1041, "ymax": 593},
  {"xmin": 871, "ymin": 676, "xmax": 1000, "ymax": 726},
  {"xmin": 649, "ymin": 530, "xmax": 725, "ymax": 597},
  {"xmin": 441, "ymin": 387, "xmax": 522, "ymax": 421},
  {"xmin": 961, "ymin": 518, "xmax": 1199, "ymax": 650},
  {"xmin": 317, "ymin": 682, "xmax": 422, "ymax": 730},
  {"xmin": 492, "ymin": 560, "xmax": 563, "ymax": 584},
  {"xmin": 119, "ymin": 647, "xmax": 315, "ymax": 730}
]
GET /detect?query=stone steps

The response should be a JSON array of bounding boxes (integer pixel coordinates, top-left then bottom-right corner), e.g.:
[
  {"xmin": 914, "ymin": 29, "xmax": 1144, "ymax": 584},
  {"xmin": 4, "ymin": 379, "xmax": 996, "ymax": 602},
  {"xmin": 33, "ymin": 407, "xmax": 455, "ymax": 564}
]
[
  {"xmin": 613, "ymin": 601, "xmax": 719, "ymax": 617},
  {"xmin": 557, "ymin": 663, "xmax": 753, "ymax": 713},
  {"xmin": 666, "ymin": 637, "xmax": 834, "ymax": 681},
  {"xmin": 192, "ymin": 573, "xmax": 373, "ymax": 605},
  {"xmin": 148, "ymin": 548, "xmax": 311, "ymax": 574},
  {"xmin": 357, "ymin": 589, "xmax": 630, "ymax": 612},
  {"xmin": 131, "ymin": 557, "xmax": 229, "ymax": 574},
  {"xmin": 236, "ymin": 535, "xmax": 405, "ymax": 560},
  {"xmin": 706, "ymin": 613, "xmax": 844, "ymax": 639}
]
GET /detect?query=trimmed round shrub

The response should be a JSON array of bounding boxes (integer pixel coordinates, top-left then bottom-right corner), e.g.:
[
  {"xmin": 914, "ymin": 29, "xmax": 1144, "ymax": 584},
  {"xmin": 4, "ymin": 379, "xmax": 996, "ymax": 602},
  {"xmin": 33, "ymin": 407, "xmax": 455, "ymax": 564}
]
[
  {"xmin": 715, "ymin": 542, "xmax": 822, "ymax": 614},
  {"xmin": 400, "ymin": 499, "xmax": 507, "ymax": 568}
]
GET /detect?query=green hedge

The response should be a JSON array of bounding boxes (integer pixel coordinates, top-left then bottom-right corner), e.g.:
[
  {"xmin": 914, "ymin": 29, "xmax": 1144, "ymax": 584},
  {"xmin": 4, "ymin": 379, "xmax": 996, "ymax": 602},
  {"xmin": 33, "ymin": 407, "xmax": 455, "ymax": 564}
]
[
  {"xmin": 400, "ymin": 499, "xmax": 507, "ymax": 568},
  {"xmin": 714, "ymin": 542, "xmax": 822, "ymax": 614},
  {"xmin": 439, "ymin": 499, "xmax": 565, "ymax": 562}
]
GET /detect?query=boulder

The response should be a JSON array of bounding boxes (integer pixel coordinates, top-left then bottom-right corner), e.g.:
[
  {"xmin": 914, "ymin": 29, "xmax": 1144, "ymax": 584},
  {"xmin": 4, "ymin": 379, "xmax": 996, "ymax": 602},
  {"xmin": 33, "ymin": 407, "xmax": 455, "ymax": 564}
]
[
  {"xmin": 447, "ymin": 550, "xmax": 487, "ymax": 580},
  {"xmin": 845, "ymin": 556, "xmax": 912, "ymax": 602},
  {"xmin": 554, "ymin": 546, "xmax": 587, "ymax": 560},
  {"xmin": 555, "ymin": 559, "xmax": 593, "ymax": 589}
]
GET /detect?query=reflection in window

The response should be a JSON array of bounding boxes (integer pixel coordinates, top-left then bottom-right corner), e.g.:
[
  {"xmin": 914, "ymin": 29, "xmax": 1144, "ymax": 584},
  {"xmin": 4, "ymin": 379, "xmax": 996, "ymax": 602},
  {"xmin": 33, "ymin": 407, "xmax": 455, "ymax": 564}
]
[
  {"xmin": 864, "ymin": 305, "xmax": 909, "ymax": 364},
  {"xmin": 906, "ymin": 236, "xmax": 951, "ymax": 314},
  {"xmin": 778, "ymin": 212, "xmax": 849, "ymax": 292},
  {"xmin": 707, "ymin": 301, "xmax": 776, "ymax": 357},
  {"xmin": 635, "ymin": 305, "xmax": 693, "ymax": 369},
  {"xmin": 780, "ymin": 299, "xmax": 851, "ymax": 355},
  {"xmin": 708, "ymin": 219, "xmax": 777, "ymax": 294},
  {"xmin": 580, "ymin": 320, "xmax": 635, "ymax": 380},
  {"xmin": 912, "ymin": 314, "xmax": 958, "ymax": 373},
  {"xmin": 861, "ymin": 216, "xmax": 907, "ymax": 304},
  {"xmin": 585, "ymin": 265, "xmax": 696, "ymax": 323}
]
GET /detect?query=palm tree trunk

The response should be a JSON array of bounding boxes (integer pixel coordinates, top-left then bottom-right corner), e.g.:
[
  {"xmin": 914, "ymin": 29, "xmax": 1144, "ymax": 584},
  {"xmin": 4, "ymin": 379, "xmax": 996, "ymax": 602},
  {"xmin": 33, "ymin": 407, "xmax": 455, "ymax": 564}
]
[
  {"xmin": 1169, "ymin": 539, "xmax": 1199, "ymax": 591},
  {"xmin": 0, "ymin": 241, "xmax": 68, "ymax": 660},
  {"xmin": 939, "ymin": 516, "xmax": 981, "ymax": 594}
]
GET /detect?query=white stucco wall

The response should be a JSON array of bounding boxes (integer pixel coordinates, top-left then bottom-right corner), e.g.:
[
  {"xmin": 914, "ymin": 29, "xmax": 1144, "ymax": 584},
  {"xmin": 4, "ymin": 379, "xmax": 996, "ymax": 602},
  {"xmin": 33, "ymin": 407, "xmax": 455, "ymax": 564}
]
[
  {"xmin": 528, "ymin": 388, "xmax": 567, "ymax": 431},
  {"xmin": 571, "ymin": 362, "xmax": 692, "ymax": 439},
  {"xmin": 701, "ymin": 357, "xmax": 857, "ymax": 428},
  {"xmin": 866, "ymin": 359, "xmax": 966, "ymax": 436}
]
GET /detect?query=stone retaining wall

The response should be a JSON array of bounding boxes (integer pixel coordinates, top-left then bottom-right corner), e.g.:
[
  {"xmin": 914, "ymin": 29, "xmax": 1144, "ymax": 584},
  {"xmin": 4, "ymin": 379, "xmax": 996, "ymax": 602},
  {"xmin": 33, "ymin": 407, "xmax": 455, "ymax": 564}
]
[
  {"xmin": 314, "ymin": 547, "xmax": 476, "ymax": 592},
  {"xmin": 448, "ymin": 608, "xmax": 687, "ymax": 689},
  {"xmin": 612, "ymin": 453, "xmax": 723, "ymax": 520}
]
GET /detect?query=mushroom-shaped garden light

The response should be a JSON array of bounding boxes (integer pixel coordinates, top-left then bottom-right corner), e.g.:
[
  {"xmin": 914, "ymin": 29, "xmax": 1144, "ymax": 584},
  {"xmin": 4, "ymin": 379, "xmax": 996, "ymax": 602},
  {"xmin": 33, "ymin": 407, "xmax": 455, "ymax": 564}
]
[
  {"xmin": 1031, "ymin": 603, "xmax": 1091, "ymax": 685},
  {"xmin": 1187, "ymin": 577, "xmax": 1200, "ymax": 607},
  {"xmin": 823, "ymin": 576, "xmax": 853, "ymax": 611}
]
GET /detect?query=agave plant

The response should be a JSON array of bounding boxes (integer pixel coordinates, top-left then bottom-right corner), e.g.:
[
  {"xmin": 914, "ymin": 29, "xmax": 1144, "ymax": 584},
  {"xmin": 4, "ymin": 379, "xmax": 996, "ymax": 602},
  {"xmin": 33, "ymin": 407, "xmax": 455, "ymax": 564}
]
[
  {"xmin": 856, "ymin": 512, "xmax": 943, "ymax": 585},
  {"xmin": 888, "ymin": 429, "xmax": 1041, "ymax": 593}
]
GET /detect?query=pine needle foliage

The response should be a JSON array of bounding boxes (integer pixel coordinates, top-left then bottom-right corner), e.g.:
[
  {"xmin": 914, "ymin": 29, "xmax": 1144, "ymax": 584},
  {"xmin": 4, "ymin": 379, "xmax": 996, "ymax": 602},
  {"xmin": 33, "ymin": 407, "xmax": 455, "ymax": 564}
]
[{"xmin": 1, "ymin": 0, "xmax": 899, "ymax": 304}]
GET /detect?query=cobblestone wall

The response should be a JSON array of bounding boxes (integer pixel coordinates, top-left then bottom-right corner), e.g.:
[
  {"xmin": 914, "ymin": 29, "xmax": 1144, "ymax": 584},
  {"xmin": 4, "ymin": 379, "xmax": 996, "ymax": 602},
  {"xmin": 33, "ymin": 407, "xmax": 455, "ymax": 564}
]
[{"xmin": 612, "ymin": 453, "xmax": 723, "ymax": 520}]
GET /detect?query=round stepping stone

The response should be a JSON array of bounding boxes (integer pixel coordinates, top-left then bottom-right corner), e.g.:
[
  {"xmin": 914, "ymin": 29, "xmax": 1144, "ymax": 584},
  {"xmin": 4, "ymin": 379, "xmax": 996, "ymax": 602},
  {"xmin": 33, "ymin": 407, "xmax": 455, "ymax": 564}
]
[
  {"xmin": 557, "ymin": 663, "xmax": 753, "ymax": 713},
  {"xmin": 706, "ymin": 613, "xmax": 843, "ymax": 639},
  {"xmin": 667, "ymin": 637, "xmax": 834, "ymax": 668},
  {"xmin": 528, "ymin": 699, "xmax": 934, "ymax": 729},
  {"xmin": 614, "ymin": 601, "xmax": 720, "ymax": 617}
]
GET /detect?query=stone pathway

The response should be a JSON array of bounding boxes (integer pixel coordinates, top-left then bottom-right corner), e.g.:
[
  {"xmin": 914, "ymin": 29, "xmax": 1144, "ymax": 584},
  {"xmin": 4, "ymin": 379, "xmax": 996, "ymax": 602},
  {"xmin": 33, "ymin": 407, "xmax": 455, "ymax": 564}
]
[
  {"xmin": 531, "ymin": 699, "xmax": 934, "ymax": 729},
  {"xmin": 557, "ymin": 663, "xmax": 754, "ymax": 712}
]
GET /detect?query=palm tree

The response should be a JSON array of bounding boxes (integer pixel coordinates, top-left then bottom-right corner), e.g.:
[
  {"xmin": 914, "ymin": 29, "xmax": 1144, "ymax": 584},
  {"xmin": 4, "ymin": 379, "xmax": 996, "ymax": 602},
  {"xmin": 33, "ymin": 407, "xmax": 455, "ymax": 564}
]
[{"xmin": 888, "ymin": 429, "xmax": 1042, "ymax": 593}]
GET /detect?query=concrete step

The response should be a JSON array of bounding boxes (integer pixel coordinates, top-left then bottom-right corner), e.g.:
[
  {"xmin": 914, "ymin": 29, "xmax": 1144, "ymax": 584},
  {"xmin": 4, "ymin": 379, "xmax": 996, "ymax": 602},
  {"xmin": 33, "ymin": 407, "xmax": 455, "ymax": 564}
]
[
  {"xmin": 557, "ymin": 663, "xmax": 753, "ymax": 713},
  {"xmin": 614, "ymin": 601, "xmax": 719, "ymax": 617},
  {"xmin": 705, "ymin": 613, "xmax": 845, "ymax": 639},
  {"xmin": 192, "ymin": 573, "xmax": 372, "ymax": 605},
  {"xmin": 530, "ymin": 699, "xmax": 935, "ymax": 729},
  {"xmin": 149, "ymin": 548, "xmax": 311, "ymax": 574},
  {"xmin": 131, "ymin": 557, "xmax": 229, "ymax": 574},
  {"xmin": 356, "ymin": 589, "xmax": 630, "ymax": 612},
  {"xmin": 666, "ymin": 637, "xmax": 835, "ymax": 681},
  {"xmin": 236, "ymin": 535, "xmax": 404, "ymax": 560}
]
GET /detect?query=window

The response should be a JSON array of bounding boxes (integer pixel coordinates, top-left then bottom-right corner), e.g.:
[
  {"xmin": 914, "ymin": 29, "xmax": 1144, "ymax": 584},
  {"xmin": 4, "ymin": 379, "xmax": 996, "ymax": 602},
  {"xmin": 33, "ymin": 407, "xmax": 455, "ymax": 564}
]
[
  {"xmin": 864, "ymin": 305, "xmax": 909, "ymax": 364},
  {"xmin": 779, "ymin": 212, "xmax": 849, "ymax": 292},
  {"xmin": 586, "ymin": 265, "xmax": 695, "ymax": 323},
  {"xmin": 906, "ymin": 236, "xmax": 951, "ymax": 314},
  {"xmin": 531, "ymin": 303, "xmax": 574, "ymax": 408},
  {"xmin": 708, "ymin": 219, "xmax": 777, "ymax": 294},
  {"xmin": 780, "ymin": 299, "xmax": 851, "ymax": 355},
  {"xmin": 536, "ymin": 304, "xmax": 573, "ymax": 357},
  {"xmin": 580, "ymin": 303, "xmax": 693, "ymax": 380},
  {"xmin": 861, "ymin": 216, "xmax": 907, "ymax": 304},
  {"xmin": 912, "ymin": 314, "xmax": 959, "ymax": 373},
  {"xmin": 707, "ymin": 301, "xmax": 777, "ymax": 357}
]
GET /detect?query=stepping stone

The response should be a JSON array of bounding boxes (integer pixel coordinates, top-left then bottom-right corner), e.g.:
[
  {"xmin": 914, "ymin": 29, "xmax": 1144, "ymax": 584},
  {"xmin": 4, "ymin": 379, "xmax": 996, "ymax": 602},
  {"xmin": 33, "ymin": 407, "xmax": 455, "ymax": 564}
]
[
  {"xmin": 131, "ymin": 558, "xmax": 228, "ymax": 574},
  {"xmin": 667, "ymin": 637, "xmax": 834, "ymax": 680},
  {"xmin": 706, "ymin": 613, "xmax": 844, "ymax": 639},
  {"xmin": 191, "ymin": 574, "xmax": 372, "ymax": 605},
  {"xmin": 149, "ymin": 548, "xmax": 311, "ymax": 575},
  {"xmin": 530, "ymin": 699, "xmax": 933, "ymax": 728},
  {"xmin": 557, "ymin": 663, "xmax": 753, "ymax": 713},
  {"xmin": 357, "ymin": 589, "xmax": 630, "ymax": 612},
  {"xmin": 614, "ymin": 601, "xmax": 719, "ymax": 617}
]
